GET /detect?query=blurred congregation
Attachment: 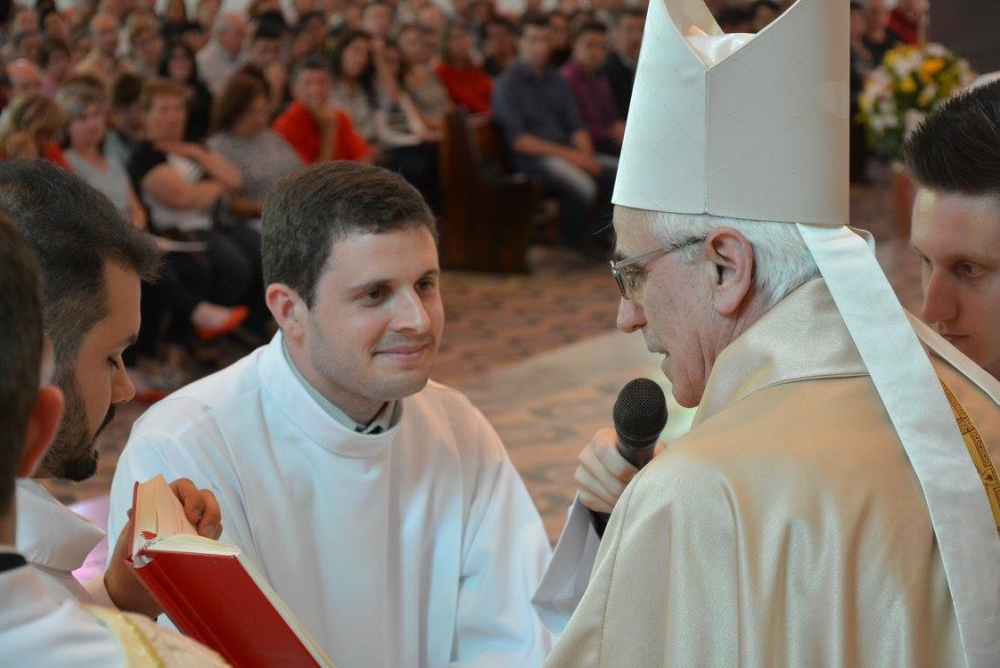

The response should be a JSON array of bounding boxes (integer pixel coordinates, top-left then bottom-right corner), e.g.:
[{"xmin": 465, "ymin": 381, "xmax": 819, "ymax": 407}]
[{"xmin": 0, "ymin": 0, "xmax": 917, "ymax": 398}]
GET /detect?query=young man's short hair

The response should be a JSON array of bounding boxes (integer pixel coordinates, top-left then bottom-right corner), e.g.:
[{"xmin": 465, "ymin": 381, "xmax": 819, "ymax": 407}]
[
  {"xmin": 0, "ymin": 161, "xmax": 159, "ymax": 378},
  {"xmin": 289, "ymin": 52, "xmax": 330, "ymax": 84},
  {"xmin": 0, "ymin": 213, "xmax": 44, "ymax": 517},
  {"xmin": 573, "ymin": 19, "xmax": 607, "ymax": 42},
  {"xmin": 904, "ymin": 80, "xmax": 1000, "ymax": 197},
  {"xmin": 262, "ymin": 162, "xmax": 437, "ymax": 307}
]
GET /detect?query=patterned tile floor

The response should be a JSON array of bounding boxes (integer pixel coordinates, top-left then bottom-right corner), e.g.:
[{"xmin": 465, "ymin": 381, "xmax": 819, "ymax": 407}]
[{"xmin": 43, "ymin": 168, "xmax": 922, "ymax": 544}]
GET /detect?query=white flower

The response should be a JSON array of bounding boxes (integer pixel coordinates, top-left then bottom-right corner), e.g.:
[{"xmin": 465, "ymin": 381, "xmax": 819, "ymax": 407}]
[{"xmin": 925, "ymin": 43, "xmax": 949, "ymax": 58}]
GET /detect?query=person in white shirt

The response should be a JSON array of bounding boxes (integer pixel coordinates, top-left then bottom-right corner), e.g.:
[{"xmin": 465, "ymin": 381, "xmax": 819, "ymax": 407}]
[
  {"xmin": 196, "ymin": 12, "xmax": 248, "ymax": 96},
  {"xmin": 0, "ymin": 209, "xmax": 227, "ymax": 667},
  {"xmin": 0, "ymin": 160, "xmax": 221, "ymax": 617},
  {"xmin": 109, "ymin": 161, "xmax": 553, "ymax": 667}
]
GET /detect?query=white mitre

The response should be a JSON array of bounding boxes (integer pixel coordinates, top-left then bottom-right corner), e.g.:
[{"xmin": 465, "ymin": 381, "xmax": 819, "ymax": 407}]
[{"xmin": 615, "ymin": 1, "xmax": 1000, "ymax": 665}]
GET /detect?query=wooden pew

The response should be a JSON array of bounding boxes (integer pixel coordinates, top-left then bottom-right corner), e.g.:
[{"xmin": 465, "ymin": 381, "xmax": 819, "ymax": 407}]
[{"xmin": 438, "ymin": 109, "xmax": 552, "ymax": 273}]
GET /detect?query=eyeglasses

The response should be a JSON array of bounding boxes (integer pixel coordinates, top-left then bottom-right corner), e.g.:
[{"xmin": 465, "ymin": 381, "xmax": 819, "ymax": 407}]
[{"xmin": 609, "ymin": 236, "xmax": 706, "ymax": 300}]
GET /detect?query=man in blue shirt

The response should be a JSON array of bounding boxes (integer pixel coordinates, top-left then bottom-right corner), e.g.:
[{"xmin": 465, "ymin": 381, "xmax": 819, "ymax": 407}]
[{"xmin": 492, "ymin": 14, "xmax": 617, "ymax": 258}]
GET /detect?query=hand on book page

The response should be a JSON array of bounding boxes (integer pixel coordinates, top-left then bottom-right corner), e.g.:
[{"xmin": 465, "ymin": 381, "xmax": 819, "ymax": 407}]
[
  {"xmin": 127, "ymin": 475, "xmax": 335, "ymax": 667},
  {"xmin": 105, "ymin": 476, "xmax": 222, "ymax": 617}
]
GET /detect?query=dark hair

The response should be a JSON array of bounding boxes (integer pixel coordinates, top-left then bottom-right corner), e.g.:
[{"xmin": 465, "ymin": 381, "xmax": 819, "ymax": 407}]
[
  {"xmin": 440, "ymin": 20, "xmax": 468, "ymax": 60},
  {"xmin": 289, "ymin": 52, "xmax": 330, "ymax": 83},
  {"xmin": 481, "ymin": 16, "xmax": 514, "ymax": 43},
  {"xmin": 39, "ymin": 35, "xmax": 70, "ymax": 68},
  {"xmin": 262, "ymin": 162, "xmax": 437, "ymax": 306},
  {"xmin": 518, "ymin": 13, "xmax": 550, "ymax": 35},
  {"xmin": 573, "ymin": 19, "xmax": 607, "ymax": 42},
  {"xmin": 329, "ymin": 28, "xmax": 374, "ymax": 80},
  {"xmin": 111, "ymin": 71, "xmax": 144, "ymax": 109},
  {"xmin": 211, "ymin": 74, "xmax": 267, "ymax": 133},
  {"xmin": 329, "ymin": 28, "xmax": 376, "ymax": 103},
  {"xmin": 904, "ymin": 80, "xmax": 1000, "ymax": 197},
  {"xmin": 159, "ymin": 38, "xmax": 200, "ymax": 84},
  {"xmin": 0, "ymin": 161, "xmax": 159, "ymax": 377},
  {"xmin": 0, "ymin": 213, "xmax": 44, "ymax": 518}
]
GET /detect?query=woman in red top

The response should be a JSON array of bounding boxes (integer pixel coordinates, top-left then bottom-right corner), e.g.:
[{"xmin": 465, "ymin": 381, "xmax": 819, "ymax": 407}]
[{"xmin": 434, "ymin": 22, "xmax": 493, "ymax": 116}]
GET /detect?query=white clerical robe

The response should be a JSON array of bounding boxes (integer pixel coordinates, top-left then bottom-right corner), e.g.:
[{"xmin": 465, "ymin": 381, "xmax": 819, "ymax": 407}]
[
  {"xmin": 0, "ymin": 550, "xmax": 228, "ymax": 667},
  {"xmin": 545, "ymin": 279, "xmax": 1000, "ymax": 666},
  {"xmin": 16, "ymin": 479, "xmax": 115, "ymax": 606},
  {"xmin": 108, "ymin": 333, "xmax": 553, "ymax": 668}
]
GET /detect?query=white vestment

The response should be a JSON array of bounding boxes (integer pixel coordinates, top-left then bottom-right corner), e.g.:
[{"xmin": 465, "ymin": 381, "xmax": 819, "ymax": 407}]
[
  {"xmin": 108, "ymin": 333, "xmax": 553, "ymax": 668},
  {"xmin": 0, "ymin": 550, "xmax": 228, "ymax": 667},
  {"xmin": 543, "ymin": 279, "xmax": 1000, "ymax": 666},
  {"xmin": 16, "ymin": 479, "xmax": 114, "ymax": 606}
]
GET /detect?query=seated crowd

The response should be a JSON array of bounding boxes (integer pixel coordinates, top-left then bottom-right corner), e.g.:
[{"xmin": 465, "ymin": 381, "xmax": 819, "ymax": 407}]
[{"xmin": 0, "ymin": 0, "xmax": 792, "ymax": 395}]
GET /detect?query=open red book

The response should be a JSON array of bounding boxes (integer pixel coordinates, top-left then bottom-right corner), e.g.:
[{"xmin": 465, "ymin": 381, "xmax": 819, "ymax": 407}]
[{"xmin": 129, "ymin": 474, "xmax": 335, "ymax": 667}]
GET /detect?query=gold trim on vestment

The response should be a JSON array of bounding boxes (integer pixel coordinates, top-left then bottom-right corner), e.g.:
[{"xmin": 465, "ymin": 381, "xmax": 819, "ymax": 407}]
[
  {"xmin": 84, "ymin": 604, "xmax": 167, "ymax": 668},
  {"xmin": 940, "ymin": 381, "xmax": 1000, "ymax": 538}
]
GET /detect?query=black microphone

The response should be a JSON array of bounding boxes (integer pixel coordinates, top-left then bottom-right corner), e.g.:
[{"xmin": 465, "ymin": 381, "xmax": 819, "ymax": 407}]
[{"xmin": 591, "ymin": 378, "xmax": 668, "ymax": 538}]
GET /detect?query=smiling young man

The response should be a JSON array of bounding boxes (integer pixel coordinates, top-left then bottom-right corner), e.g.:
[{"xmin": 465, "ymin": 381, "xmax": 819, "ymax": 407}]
[
  {"xmin": 108, "ymin": 162, "xmax": 552, "ymax": 667},
  {"xmin": 905, "ymin": 80, "xmax": 1000, "ymax": 380}
]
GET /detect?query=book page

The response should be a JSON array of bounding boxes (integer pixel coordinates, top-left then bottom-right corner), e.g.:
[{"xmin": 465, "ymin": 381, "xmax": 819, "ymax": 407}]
[{"xmin": 132, "ymin": 474, "xmax": 199, "ymax": 557}]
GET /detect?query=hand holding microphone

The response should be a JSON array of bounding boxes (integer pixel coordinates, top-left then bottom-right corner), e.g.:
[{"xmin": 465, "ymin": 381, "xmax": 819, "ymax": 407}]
[{"xmin": 579, "ymin": 378, "xmax": 667, "ymax": 536}]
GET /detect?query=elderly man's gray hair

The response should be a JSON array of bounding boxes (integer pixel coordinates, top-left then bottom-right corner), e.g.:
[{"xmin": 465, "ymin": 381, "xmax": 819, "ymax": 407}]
[{"xmin": 618, "ymin": 206, "xmax": 821, "ymax": 312}]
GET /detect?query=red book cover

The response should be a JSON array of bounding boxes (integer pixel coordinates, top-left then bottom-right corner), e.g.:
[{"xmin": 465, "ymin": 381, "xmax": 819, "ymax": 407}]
[{"xmin": 128, "ymin": 476, "xmax": 334, "ymax": 668}]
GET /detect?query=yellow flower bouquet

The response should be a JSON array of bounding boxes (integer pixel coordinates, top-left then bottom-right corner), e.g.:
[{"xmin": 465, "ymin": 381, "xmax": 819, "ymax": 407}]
[{"xmin": 858, "ymin": 43, "xmax": 977, "ymax": 160}]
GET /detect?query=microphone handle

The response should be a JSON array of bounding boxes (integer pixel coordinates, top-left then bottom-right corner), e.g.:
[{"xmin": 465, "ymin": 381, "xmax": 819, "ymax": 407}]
[{"xmin": 590, "ymin": 441, "xmax": 656, "ymax": 538}]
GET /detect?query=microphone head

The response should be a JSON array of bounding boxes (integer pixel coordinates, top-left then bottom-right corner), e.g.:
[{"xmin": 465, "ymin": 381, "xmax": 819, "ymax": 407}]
[{"xmin": 613, "ymin": 378, "xmax": 668, "ymax": 452}]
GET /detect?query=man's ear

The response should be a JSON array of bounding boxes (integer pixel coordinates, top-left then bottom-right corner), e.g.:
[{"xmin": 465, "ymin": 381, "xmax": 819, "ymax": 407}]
[
  {"xmin": 18, "ymin": 386, "xmax": 64, "ymax": 478},
  {"xmin": 266, "ymin": 283, "xmax": 309, "ymax": 341},
  {"xmin": 704, "ymin": 227, "xmax": 754, "ymax": 317}
]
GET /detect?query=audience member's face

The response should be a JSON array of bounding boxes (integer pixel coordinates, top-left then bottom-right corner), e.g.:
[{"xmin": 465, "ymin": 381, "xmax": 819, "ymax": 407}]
[
  {"xmin": 145, "ymin": 92, "xmax": 187, "ymax": 141},
  {"xmin": 45, "ymin": 49, "xmax": 71, "ymax": 81},
  {"xmin": 297, "ymin": 227, "xmax": 444, "ymax": 421},
  {"xmin": 912, "ymin": 189, "xmax": 1000, "ymax": 379},
  {"xmin": 616, "ymin": 15, "xmax": 644, "ymax": 62},
  {"xmin": 220, "ymin": 18, "xmax": 247, "ymax": 53},
  {"xmin": 341, "ymin": 36, "xmax": 371, "ymax": 78},
  {"xmin": 397, "ymin": 28, "xmax": 427, "ymax": 67},
  {"xmin": 167, "ymin": 45, "xmax": 195, "ymax": 82},
  {"xmin": 67, "ymin": 102, "xmax": 107, "ymax": 150},
  {"xmin": 15, "ymin": 33, "xmax": 41, "ymax": 64},
  {"xmin": 43, "ymin": 12, "xmax": 72, "ymax": 41},
  {"xmin": 362, "ymin": 4, "xmax": 393, "ymax": 37},
  {"xmin": 196, "ymin": 0, "xmax": 221, "ymax": 27},
  {"xmin": 418, "ymin": 5, "xmax": 445, "ymax": 31},
  {"xmin": 7, "ymin": 62, "xmax": 42, "ymax": 100},
  {"xmin": 519, "ymin": 25, "xmax": 551, "ymax": 68},
  {"xmin": 92, "ymin": 15, "xmax": 120, "ymax": 56},
  {"xmin": 293, "ymin": 68, "xmax": 332, "ymax": 112},
  {"xmin": 850, "ymin": 8, "xmax": 867, "ymax": 40},
  {"xmin": 232, "ymin": 93, "xmax": 269, "ymax": 137},
  {"xmin": 548, "ymin": 16, "xmax": 569, "ymax": 50},
  {"xmin": 446, "ymin": 25, "xmax": 473, "ymax": 63},
  {"xmin": 250, "ymin": 36, "xmax": 281, "ymax": 68},
  {"xmin": 39, "ymin": 262, "xmax": 138, "ymax": 481},
  {"xmin": 133, "ymin": 29, "xmax": 164, "ymax": 66},
  {"xmin": 573, "ymin": 28, "xmax": 608, "ymax": 72}
]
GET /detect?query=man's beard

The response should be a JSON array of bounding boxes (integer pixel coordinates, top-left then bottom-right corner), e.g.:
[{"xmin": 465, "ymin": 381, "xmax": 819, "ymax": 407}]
[{"xmin": 40, "ymin": 370, "xmax": 116, "ymax": 482}]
